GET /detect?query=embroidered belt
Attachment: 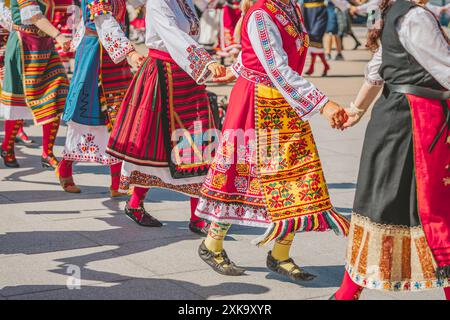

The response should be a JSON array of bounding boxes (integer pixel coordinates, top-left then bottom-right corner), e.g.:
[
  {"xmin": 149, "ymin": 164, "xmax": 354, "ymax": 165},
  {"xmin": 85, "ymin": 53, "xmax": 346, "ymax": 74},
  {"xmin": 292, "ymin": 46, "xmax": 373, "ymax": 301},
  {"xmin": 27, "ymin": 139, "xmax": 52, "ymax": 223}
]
[
  {"xmin": 387, "ymin": 84, "xmax": 450, "ymax": 153},
  {"xmin": 303, "ymin": 2, "xmax": 326, "ymax": 8},
  {"xmin": 236, "ymin": 63, "xmax": 274, "ymax": 87},
  {"xmin": 13, "ymin": 24, "xmax": 48, "ymax": 37}
]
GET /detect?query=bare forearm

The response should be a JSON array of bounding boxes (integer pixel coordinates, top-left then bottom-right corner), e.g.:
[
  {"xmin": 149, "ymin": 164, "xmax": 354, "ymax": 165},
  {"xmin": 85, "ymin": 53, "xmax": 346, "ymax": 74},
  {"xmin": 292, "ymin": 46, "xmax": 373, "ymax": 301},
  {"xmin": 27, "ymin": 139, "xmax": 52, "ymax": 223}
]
[
  {"xmin": 353, "ymin": 82, "xmax": 383, "ymax": 110},
  {"xmin": 30, "ymin": 13, "xmax": 60, "ymax": 38}
]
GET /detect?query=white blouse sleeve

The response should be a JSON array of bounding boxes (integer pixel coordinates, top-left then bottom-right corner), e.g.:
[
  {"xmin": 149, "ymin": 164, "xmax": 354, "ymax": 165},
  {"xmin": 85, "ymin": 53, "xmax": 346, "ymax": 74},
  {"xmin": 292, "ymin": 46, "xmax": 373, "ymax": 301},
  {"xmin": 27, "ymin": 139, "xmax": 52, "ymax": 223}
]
[
  {"xmin": 94, "ymin": 14, "xmax": 134, "ymax": 64},
  {"xmin": 128, "ymin": 0, "xmax": 146, "ymax": 9},
  {"xmin": 364, "ymin": 47, "xmax": 384, "ymax": 86},
  {"xmin": 148, "ymin": 0, "xmax": 216, "ymax": 84},
  {"xmin": 0, "ymin": 0, "xmax": 12, "ymax": 31},
  {"xmin": 19, "ymin": 1, "xmax": 42, "ymax": 25},
  {"xmin": 247, "ymin": 10, "xmax": 328, "ymax": 120},
  {"xmin": 397, "ymin": 7, "xmax": 450, "ymax": 90},
  {"xmin": 355, "ymin": 0, "xmax": 380, "ymax": 15},
  {"xmin": 330, "ymin": 0, "xmax": 350, "ymax": 12}
]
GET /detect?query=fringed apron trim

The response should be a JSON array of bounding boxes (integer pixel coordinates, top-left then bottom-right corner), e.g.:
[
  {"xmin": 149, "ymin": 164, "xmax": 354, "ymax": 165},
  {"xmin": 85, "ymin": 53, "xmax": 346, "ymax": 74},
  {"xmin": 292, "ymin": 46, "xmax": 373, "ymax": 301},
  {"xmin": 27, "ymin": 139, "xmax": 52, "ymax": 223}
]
[{"xmin": 252, "ymin": 208, "xmax": 350, "ymax": 246}]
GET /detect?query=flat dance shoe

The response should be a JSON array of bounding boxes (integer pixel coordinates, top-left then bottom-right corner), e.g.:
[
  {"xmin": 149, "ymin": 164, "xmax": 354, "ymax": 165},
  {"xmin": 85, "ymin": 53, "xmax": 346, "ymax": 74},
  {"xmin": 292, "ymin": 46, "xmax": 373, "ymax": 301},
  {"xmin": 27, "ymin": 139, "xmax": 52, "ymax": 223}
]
[
  {"xmin": 15, "ymin": 135, "xmax": 35, "ymax": 145},
  {"xmin": 198, "ymin": 240, "xmax": 246, "ymax": 276},
  {"xmin": 124, "ymin": 203, "xmax": 163, "ymax": 227},
  {"xmin": 1, "ymin": 150, "xmax": 20, "ymax": 168},
  {"xmin": 266, "ymin": 251, "xmax": 316, "ymax": 282}
]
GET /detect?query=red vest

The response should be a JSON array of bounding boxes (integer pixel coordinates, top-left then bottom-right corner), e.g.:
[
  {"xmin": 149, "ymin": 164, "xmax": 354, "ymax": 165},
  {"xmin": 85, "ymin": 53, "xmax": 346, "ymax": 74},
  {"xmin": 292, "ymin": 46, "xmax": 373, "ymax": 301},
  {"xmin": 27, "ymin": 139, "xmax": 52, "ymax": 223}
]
[{"xmin": 240, "ymin": 0, "xmax": 309, "ymax": 76}]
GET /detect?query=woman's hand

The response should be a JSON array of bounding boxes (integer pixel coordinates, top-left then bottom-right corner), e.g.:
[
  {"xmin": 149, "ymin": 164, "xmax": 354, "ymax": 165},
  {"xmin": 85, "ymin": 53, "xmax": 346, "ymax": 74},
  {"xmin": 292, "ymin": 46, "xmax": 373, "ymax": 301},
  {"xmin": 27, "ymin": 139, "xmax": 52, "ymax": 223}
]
[
  {"xmin": 128, "ymin": 50, "xmax": 145, "ymax": 68},
  {"xmin": 208, "ymin": 62, "xmax": 226, "ymax": 78},
  {"xmin": 55, "ymin": 34, "xmax": 71, "ymax": 52},
  {"xmin": 212, "ymin": 67, "xmax": 236, "ymax": 83},
  {"xmin": 321, "ymin": 100, "xmax": 349, "ymax": 130},
  {"xmin": 342, "ymin": 108, "xmax": 364, "ymax": 128}
]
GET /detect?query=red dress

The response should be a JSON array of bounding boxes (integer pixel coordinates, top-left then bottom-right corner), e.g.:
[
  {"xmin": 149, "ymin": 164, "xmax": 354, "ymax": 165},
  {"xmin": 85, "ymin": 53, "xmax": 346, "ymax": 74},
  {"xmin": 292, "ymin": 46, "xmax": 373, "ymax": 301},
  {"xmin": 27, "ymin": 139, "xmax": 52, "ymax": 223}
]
[{"xmin": 195, "ymin": 0, "xmax": 349, "ymax": 246}]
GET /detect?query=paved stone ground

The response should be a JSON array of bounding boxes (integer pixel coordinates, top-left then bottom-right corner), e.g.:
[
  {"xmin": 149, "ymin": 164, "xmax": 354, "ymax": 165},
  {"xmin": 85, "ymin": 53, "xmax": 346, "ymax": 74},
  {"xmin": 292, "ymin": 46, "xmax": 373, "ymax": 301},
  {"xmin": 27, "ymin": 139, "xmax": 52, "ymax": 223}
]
[{"xmin": 0, "ymin": 27, "xmax": 445, "ymax": 300}]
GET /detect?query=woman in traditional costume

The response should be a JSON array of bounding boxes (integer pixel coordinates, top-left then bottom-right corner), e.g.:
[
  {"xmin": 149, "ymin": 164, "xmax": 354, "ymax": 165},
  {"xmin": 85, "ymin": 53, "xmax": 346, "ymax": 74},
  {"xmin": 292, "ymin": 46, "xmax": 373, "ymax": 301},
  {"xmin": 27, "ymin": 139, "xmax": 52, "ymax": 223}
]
[
  {"xmin": 0, "ymin": 0, "xmax": 70, "ymax": 169},
  {"xmin": 106, "ymin": 0, "xmax": 225, "ymax": 234},
  {"xmin": 195, "ymin": 0, "xmax": 350, "ymax": 279},
  {"xmin": 332, "ymin": 0, "xmax": 450, "ymax": 299},
  {"xmin": 56, "ymin": 0, "xmax": 143, "ymax": 195}
]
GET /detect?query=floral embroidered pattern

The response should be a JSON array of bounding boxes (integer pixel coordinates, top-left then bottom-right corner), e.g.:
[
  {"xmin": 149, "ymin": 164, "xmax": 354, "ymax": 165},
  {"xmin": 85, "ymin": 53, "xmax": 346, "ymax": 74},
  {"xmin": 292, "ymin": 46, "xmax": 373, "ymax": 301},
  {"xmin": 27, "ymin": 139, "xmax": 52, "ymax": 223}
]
[
  {"xmin": 87, "ymin": 0, "xmax": 113, "ymax": 20},
  {"xmin": 103, "ymin": 32, "xmax": 134, "ymax": 63},
  {"xmin": 233, "ymin": 60, "xmax": 274, "ymax": 87},
  {"xmin": 63, "ymin": 133, "xmax": 119, "ymax": 165},
  {"xmin": 119, "ymin": 171, "xmax": 202, "ymax": 196},
  {"xmin": 186, "ymin": 45, "xmax": 213, "ymax": 82}
]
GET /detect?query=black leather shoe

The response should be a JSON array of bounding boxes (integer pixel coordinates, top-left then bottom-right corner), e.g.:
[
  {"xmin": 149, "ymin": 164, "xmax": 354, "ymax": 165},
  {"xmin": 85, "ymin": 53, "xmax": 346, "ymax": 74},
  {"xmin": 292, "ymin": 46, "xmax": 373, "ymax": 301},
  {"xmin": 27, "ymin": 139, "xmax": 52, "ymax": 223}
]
[
  {"xmin": 189, "ymin": 219, "xmax": 210, "ymax": 236},
  {"xmin": 198, "ymin": 240, "xmax": 246, "ymax": 276},
  {"xmin": 1, "ymin": 150, "xmax": 20, "ymax": 168},
  {"xmin": 124, "ymin": 203, "xmax": 163, "ymax": 227},
  {"xmin": 266, "ymin": 251, "xmax": 316, "ymax": 282}
]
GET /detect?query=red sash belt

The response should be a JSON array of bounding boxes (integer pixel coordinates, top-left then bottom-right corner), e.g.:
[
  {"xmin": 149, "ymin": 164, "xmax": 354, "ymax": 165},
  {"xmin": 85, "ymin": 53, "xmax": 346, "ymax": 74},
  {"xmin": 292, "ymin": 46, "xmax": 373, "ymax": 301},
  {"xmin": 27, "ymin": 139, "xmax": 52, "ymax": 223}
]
[{"xmin": 148, "ymin": 49, "xmax": 176, "ymax": 64}]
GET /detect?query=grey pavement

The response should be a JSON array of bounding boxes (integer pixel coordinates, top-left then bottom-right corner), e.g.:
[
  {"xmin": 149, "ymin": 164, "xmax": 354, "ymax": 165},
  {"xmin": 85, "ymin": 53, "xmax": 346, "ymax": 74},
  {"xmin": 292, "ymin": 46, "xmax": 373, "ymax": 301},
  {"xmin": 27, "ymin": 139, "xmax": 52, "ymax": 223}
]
[{"xmin": 0, "ymin": 27, "xmax": 445, "ymax": 300}]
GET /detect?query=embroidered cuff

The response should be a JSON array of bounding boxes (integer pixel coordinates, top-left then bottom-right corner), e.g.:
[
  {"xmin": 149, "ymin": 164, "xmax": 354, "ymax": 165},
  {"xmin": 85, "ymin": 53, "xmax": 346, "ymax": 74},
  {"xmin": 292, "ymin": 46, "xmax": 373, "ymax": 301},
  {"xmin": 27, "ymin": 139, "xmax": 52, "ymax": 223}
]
[
  {"xmin": 88, "ymin": 0, "xmax": 113, "ymax": 21},
  {"xmin": 186, "ymin": 45, "xmax": 215, "ymax": 84},
  {"xmin": 231, "ymin": 60, "xmax": 242, "ymax": 78},
  {"xmin": 103, "ymin": 32, "xmax": 134, "ymax": 64},
  {"xmin": 364, "ymin": 77, "xmax": 384, "ymax": 87},
  {"xmin": 294, "ymin": 88, "xmax": 328, "ymax": 120},
  {"xmin": 19, "ymin": 4, "xmax": 42, "ymax": 24}
]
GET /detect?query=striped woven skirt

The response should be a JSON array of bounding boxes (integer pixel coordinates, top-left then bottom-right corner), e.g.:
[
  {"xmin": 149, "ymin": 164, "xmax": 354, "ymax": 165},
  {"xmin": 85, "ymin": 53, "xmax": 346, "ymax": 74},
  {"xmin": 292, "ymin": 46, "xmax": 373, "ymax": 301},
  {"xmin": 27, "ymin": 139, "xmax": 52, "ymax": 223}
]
[
  {"xmin": 106, "ymin": 50, "xmax": 216, "ymax": 196},
  {"xmin": 0, "ymin": 25, "xmax": 68, "ymax": 125}
]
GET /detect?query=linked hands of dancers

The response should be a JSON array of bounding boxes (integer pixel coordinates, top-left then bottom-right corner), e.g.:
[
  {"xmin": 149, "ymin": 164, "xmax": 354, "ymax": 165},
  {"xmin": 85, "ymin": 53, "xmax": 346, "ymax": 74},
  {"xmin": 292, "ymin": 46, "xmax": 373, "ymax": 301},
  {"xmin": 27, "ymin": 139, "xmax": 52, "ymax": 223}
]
[
  {"xmin": 55, "ymin": 34, "xmax": 71, "ymax": 52},
  {"xmin": 321, "ymin": 100, "xmax": 349, "ymax": 130},
  {"xmin": 212, "ymin": 67, "xmax": 236, "ymax": 83},
  {"xmin": 128, "ymin": 50, "xmax": 145, "ymax": 68},
  {"xmin": 342, "ymin": 103, "xmax": 367, "ymax": 128},
  {"xmin": 208, "ymin": 62, "xmax": 227, "ymax": 79}
]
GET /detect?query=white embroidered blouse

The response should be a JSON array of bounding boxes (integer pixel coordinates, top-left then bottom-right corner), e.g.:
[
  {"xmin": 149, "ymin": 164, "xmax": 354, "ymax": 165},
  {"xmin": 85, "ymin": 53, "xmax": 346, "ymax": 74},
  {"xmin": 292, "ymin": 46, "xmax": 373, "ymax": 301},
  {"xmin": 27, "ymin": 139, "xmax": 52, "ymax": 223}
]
[
  {"xmin": 133, "ymin": 0, "xmax": 216, "ymax": 84},
  {"xmin": 365, "ymin": 6, "xmax": 450, "ymax": 90},
  {"xmin": 0, "ymin": 0, "xmax": 11, "ymax": 31},
  {"xmin": 234, "ymin": 7, "xmax": 329, "ymax": 120}
]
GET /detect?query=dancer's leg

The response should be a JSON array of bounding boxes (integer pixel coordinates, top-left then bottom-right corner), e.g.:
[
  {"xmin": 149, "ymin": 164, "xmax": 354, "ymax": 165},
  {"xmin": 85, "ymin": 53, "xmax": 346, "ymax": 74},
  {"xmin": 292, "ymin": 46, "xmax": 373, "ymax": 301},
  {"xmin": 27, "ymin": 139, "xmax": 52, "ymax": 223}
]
[
  {"xmin": 318, "ymin": 53, "xmax": 330, "ymax": 76},
  {"xmin": 125, "ymin": 186, "xmax": 162, "ymax": 227},
  {"xmin": 1, "ymin": 120, "xmax": 23, "ymax": 167},
  {"xmin": 267, "ymin": 232, "xmax": 316, "ymax": 281},
  {"xmin": 16, "ymin": 123, "xmax": 34, "ymax": 144},
  {"xmin": 188, "ymin": 197, "xmax": 209, "ymax": 235},
  {"xmin": 204, "ymin": 221, "xmax": 231, "ymax": 253},
  {"xmin": 109, "ymin": 162, "xmax": 127, "ymax": 198},
  {"xmin": 333, "ymin": 270, "xmax": 364, "ymax": 300},
  {"xmin": 56, "ymin": 159, "xmax": 81, "ymax": 193},
  {"xmin": 41, "ymin": 118, "xmax": 60, "ymax": 168},
  {"xmin": 199, "ymin": 221, "xmax": 245, "ymax": 275},
  {"xmin": 129, "ymin": 186, "xmax": 148, "ymax": 208},
  {"xmin": 305, "ymin": 53, "xmax": 317, "ymax": 75}
]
